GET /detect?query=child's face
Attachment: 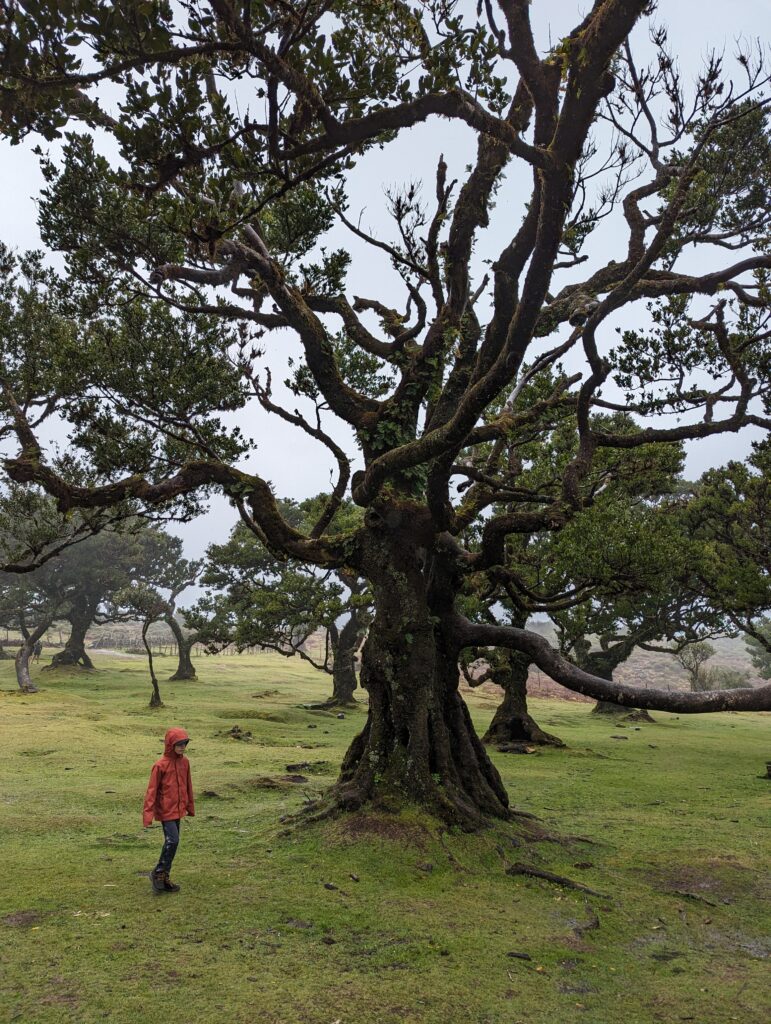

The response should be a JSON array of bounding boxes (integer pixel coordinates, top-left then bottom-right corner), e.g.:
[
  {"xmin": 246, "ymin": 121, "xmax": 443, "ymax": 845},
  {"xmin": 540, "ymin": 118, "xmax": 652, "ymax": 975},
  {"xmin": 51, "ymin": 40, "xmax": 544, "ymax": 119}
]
[{"xmin": 174, "ymin": 741, "xmax": 188, "ymax": 755}]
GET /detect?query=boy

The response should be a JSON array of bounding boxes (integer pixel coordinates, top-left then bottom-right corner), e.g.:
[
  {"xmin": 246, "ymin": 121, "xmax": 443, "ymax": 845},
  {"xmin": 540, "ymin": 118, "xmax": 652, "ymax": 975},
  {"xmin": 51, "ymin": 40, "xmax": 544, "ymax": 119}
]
[{"xmin": 143, "ymin": 727, "xmax": 195, "ymax": 894}]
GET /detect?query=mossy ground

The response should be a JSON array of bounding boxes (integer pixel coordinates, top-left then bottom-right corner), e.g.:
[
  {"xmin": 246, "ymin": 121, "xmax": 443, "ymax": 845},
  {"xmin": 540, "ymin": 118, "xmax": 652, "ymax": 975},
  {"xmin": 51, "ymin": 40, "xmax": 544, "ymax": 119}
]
[{"xmin": 0, "ymin": 653, "xmax": 768, "ymax": 1024}]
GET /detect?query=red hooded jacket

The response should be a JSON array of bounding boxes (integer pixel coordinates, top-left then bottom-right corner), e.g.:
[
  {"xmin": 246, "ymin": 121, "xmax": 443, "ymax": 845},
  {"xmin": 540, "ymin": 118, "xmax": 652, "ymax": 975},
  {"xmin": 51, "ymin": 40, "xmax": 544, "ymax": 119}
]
[{"xmin": 143, "ymin": 728, "xmax": 195, "ymax": 827}]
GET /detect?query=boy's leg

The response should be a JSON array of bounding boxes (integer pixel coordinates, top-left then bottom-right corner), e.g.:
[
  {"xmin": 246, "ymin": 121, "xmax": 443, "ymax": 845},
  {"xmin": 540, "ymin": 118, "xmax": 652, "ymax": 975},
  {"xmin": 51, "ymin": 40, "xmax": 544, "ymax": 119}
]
[{"xmin": 152, "ymin": 820, "xmax": 181, "ymax": 892}]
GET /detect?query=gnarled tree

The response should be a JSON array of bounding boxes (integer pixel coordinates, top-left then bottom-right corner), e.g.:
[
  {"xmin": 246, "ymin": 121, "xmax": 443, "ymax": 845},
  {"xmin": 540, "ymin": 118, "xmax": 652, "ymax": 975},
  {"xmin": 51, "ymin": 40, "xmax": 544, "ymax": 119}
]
[{"xmin": 2, "ymin": 1, "xmax": 770, "ymax": 827}]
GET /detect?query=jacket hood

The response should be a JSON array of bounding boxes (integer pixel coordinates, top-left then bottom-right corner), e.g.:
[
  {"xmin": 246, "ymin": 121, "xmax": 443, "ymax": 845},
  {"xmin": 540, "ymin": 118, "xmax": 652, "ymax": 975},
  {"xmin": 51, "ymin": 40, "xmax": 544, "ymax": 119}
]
[{"xmin": 164, "ymin": 727, "xmax": 190, "ymax": 757}]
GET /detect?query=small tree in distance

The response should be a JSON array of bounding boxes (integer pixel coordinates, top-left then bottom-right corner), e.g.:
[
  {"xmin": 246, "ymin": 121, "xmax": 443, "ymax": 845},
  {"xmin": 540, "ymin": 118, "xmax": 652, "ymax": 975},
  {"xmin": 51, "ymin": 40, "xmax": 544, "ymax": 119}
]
[{"xmin": 676, "ymin": 642, "xmax": 716, "ymax": 692}]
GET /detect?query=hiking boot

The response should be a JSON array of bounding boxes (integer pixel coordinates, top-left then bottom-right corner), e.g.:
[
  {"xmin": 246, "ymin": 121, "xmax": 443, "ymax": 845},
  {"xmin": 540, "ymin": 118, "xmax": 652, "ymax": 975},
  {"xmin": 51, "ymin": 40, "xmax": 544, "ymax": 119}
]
[
  {"xmin": 151, "ymin": 869, "xmax": 166, "ymax": 894},
  {"xmin": 162, "ymin": 872, "xmax": 180, "ymax": 893}
]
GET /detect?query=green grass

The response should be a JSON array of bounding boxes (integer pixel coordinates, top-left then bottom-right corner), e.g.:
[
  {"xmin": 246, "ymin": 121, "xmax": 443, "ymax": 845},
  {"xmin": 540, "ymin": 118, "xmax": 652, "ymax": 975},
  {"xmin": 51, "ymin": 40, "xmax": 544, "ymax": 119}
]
[{"xmin": 0, "ymin": 653, "xmax": 769, "ymax": 1024}]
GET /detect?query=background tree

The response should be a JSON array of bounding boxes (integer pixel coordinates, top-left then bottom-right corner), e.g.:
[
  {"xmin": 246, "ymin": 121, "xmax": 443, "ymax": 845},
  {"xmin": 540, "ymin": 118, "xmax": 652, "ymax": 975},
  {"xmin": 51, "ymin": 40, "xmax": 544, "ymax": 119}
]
[
  {"xmin": 160, "ymin": 560, "xmax": 204, "ymax": 682},
  {"xmin": 746, "ymin": 618, "xmax": 771, "ymax": 679},
  {"xmin": 2, "ymin": 2, "xmax": 771, "ymax": 827},
  {"xmin": 0, "ymin": 556, "xmax": 72, "ymax": 692},
  {"xmin": 675, "ymin": 641, "xmax": 717, "ymax": 692},
  {"xmin": 107, "ymin": 549, "xmax": 203, "ymax": 685},
  {"xmin": 112, "ymin": 583, "xmax": 170, "ymax": 708},
  {"xmin": 46, "ymin": 523, "xmax": 190, "ymax": 669},
  {"xmin": 684, "ymin": 443, "xmax": 771, "ymax": 654},
  {"xmin": 192, "ymin": 497, "xmax": 372, "ymax": 706},
  {"xmin": 460, "ymin": 394, "xmax": 684, "ymax": 744}
]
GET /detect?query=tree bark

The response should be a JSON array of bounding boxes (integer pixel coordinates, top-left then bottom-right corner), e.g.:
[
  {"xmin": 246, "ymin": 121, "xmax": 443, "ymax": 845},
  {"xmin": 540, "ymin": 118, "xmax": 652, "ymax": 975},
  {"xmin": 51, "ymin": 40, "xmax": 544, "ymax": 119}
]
[
  {"xmin": 47, "ymin": 613, "xmax": 94, "ymax": 669},
  {"xmin": 455, "ymin": 618, "xmax": 771, "ymax": 712},
  {"xmin": 163, "ymin": 615, "xmax": 197, "ymax": 680},
  {"xmin": 323, "ymin": 513, "xmax": 510, "ymax": 830},
  {"xmin": 143, "ymin": 620, "xmax": 164, "ymax": 707},
  {"xmin": 327, "ymin": 610, "xmax": 365, "ymax": 706},
  {"xmin": 482, "ymin": 650, "xmax": 565, "ymax": 748},
  {"xmin": 15, "ymin": 641, "xmax": 38, "ymax": 693}
]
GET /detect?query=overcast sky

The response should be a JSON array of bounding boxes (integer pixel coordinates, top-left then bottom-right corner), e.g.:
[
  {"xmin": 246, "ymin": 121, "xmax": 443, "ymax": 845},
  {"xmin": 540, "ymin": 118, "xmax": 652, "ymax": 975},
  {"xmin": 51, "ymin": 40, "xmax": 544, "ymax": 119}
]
[{"xmin": 1, "ymin": 0, "xmax": 769, "ymax": 577}]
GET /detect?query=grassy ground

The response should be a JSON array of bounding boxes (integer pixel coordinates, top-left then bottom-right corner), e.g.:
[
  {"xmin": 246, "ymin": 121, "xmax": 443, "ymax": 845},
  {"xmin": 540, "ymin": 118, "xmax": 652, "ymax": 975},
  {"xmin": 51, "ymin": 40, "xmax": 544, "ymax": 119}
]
[{"xmin": 0, "ymin": 652, "xmax": 768, "ymax": 1024}]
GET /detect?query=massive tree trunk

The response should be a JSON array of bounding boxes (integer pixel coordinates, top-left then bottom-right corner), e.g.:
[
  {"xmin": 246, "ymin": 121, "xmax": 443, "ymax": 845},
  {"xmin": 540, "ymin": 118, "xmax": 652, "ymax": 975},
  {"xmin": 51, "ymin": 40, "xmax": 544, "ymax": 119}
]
[
  {"xmin": 15, "ymin": 640, "xmax": 38, "ymax": 693},
  {"xmin": 326, "ymin": 512, "xmax": 510, "ymax": 830},
  {"xmin": 48, "ymin": 613, "xmax": 94, "ymax": 669},
  {"xmin": 165, "ymin": 616, "xmax": 197, "ymax": 680},
  {"xmin": 482, "ymin": 650, "xmax": 565, "ymax": 748}
]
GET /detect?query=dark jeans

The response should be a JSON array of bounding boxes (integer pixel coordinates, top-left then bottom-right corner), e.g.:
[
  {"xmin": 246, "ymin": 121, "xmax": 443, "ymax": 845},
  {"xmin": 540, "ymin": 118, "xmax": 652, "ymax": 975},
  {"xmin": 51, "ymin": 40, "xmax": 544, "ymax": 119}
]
[{"xmin": 155, "ymin": 819, "xmax": 181, "ymax": 874}]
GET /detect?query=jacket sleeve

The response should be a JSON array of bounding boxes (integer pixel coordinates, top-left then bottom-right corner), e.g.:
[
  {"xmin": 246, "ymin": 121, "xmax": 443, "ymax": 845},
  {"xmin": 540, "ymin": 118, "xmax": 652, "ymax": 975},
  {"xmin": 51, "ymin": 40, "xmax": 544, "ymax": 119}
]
[
  {"xmin": 143, "ymin": 764, "xmax": 160, "ymax": 827},
  {"xmin": 186, "ymin": 763, "xmax": 195, "ymax": 817}
]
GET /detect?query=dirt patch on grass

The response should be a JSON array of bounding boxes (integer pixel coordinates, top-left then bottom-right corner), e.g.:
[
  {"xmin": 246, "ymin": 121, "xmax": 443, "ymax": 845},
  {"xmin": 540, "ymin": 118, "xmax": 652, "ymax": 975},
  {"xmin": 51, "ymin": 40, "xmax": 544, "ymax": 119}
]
[
  {"xmin": 333, "ymin": 813, "xmax": 430, "ymax": 848},
  {"xmin": 650, "ymin": 856, "xmax": 766, "ymax": 904},
  {"xmin": 240, "ymin": 775, "xmax": 313, "ymax": 790},
  {"xmin": 2, "ymin": 910, "xmax": 43, "ymax": 927},
  {"xmin": 40, "ymin": 977, "xmax": 80, "ymax": 1007}
]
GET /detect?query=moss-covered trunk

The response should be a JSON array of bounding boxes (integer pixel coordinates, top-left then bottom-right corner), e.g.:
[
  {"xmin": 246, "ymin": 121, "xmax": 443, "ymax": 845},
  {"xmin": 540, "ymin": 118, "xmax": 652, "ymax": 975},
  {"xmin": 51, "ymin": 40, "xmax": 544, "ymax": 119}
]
[
  {"xmin": 327, "ymin": 510, "xmax": 509, "ymax": 830},
  {"xmin": 482, "ymin": 650, "xmax": 565, "ymax": 747}
]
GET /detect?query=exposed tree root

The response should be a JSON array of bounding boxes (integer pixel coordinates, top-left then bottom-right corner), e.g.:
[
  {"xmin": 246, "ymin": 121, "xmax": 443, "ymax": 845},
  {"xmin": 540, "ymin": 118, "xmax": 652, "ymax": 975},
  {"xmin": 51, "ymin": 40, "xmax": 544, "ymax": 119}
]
[
  {"xmin": 485, "ymin": 712, "xmax": 566, "ymax": 748},
  {"xmin": 505, "ymin": 862, "xmax": 606, "ymax": 897},
  {"xmin": 44, "ymin": 648, "xmax": 94, "ymax": 670},
  {"xmin": 668, "ymin": 889, "xmax": 718, "ymax": 907},
  {"xmin": 302, "ymin": 698, "xmax": 358, "ymax": 711}
]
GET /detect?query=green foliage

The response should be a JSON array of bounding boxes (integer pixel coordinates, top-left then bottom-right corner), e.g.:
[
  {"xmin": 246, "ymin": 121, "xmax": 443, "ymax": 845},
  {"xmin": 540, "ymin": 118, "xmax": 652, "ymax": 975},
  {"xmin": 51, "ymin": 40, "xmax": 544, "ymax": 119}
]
[
  {"xmin": 661, "ymin": 103, "xmax": 771, "ymax": 256},
  {"xmin": 676, "ymin": 641, "xmax": 716, "ymax": 692},
  {"xmin": 0, "ymin": 244, "xmax": 250, "ymax": 491},
  {"xmin": 191, "ymin": 496, "xmax": 370, "ymax": 664},
  {"xmin": 703, "ymin": 665, "xmax": 751, "ymax": 691},
  {"xmin": 612, "ymin": 292, "xmax": 771, "ymax": 414},
  {"xmin": 745, "ymin": 619, "xmax": 771, "ymax": 679},
  {"xmin": 684, "ymin": 444, "xmax": 771, "ymax": 627}
]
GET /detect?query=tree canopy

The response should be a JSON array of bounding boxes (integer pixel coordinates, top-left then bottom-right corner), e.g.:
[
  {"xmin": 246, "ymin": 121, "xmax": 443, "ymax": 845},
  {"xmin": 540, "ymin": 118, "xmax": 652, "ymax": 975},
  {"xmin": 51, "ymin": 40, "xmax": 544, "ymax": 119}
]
[{"xmin": 1, "ymin": 1, "xmax": 770, "ymax": 826}]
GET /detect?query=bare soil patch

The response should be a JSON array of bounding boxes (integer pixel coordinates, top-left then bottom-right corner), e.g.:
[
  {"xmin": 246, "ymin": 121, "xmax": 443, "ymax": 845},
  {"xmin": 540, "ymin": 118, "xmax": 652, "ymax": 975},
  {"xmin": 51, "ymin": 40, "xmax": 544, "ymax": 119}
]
[{"xmin": 2, "ymin": 910, "xmax": 43, "ymax": 927}]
